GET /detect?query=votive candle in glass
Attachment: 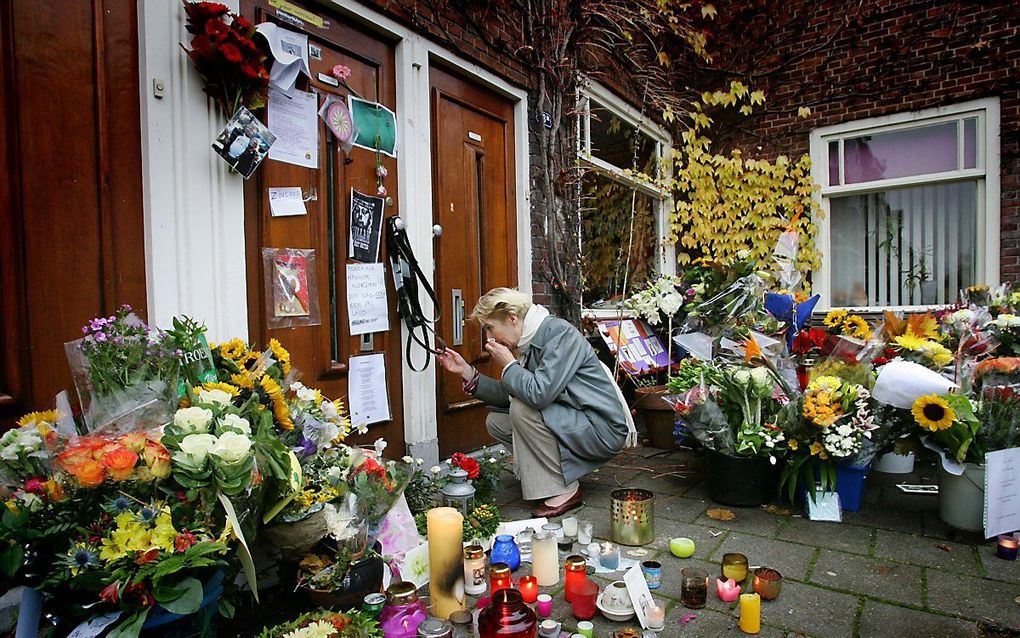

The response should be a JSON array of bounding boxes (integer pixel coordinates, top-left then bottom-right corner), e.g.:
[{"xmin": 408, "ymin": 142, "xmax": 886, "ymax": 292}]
[
  {"xmin": 464, "ymin": 544, "xmax": 487, "ymax": 596},
  {"xmin": 680, "ymin": 567, "xmax": 708, "ymax": 609},
  {"xmin": 739, "ymin": 593, "xmax": 761, "ymax": 634},
  {"xmin": 646, "ymin": 603, "xmax": 665, "ymax": 631},
  {"xmin": 536, "ymin": 593, "xmax": 553, "ymax": 618},
  {"xmin": 562, "ymin": 516, "xmax": 579, "ymax": 537},
  {"xmin": 490, "ymin": 562, "xmax": 513, "ymax": 594},
  {"xmin": 599, "ymin": 542, "xmax": 620, "ymax": 570},
  {"xmin": 997, "ymin": 535, "xmax": 1018, "ymax": 560},
  {"xmin": 721, "ymin": 553, "xmax": 749, "ymax": 583},
  {"xmin": 563, "ymin": 555, "xmax": 587, "ymax": 603},
  {"xmin": 519, "ymin": 575, "xmax": 539, "ymax": 603}
]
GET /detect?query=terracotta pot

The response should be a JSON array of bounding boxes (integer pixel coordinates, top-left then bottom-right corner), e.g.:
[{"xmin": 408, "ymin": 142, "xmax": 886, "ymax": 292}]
[{"xmin": 633, "ymin": 385, "xmax": 678, "ymax": 450}]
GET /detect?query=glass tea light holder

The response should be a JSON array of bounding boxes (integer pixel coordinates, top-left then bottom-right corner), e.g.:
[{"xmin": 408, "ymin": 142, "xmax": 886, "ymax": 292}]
[
  {"xmin": 752, "ymin": 567, "xmax": 783, "ymax": 600},
  {"xmin": 645, "ymin": 603, "xmax": 665, "ymax": 631},
  {"xmin": 680, "ymin": 567, "xmax": 708, "ymax": 609},
  {"xmin": 518, "ymin": 575, "xmax": 539, "ymax": 603},
  {"xmin": 577, "ymin": 521, "xmax": 594, "ymax": 545},
  {"xmin": 464, "ymin": 544, "xmax": 488, "ymax": 596},
  {"xmin": 562, "ymin": 516, "xmax": 579, "ymax": 537},
  {"xmin": 721, "ymin": 553, "xmax": 749, "ymax": 583},
  {"xmin": 489, "ymin": 562, "xmax": 514, "ymax": 594},
  {"xmin": 996, "ymin": 535, "xmax": 1018, "ymax": 560},
  {"xmin": 536, "ymin": 593, "xmax": 554, "ymax": 618},
  {"xmin": 610, "ymin": 489, "xmax": 655, "ymax": 546},
  {"xmin": 563, "ymin": 555, "xmax": 588, "ymax": 603},
  {"xmin": 380, "ymin": 581, "xmax": 429, "ymax": 638},
  {"xmin": 490, "ymin": 534, "xmax": 522, "ymax": 571},
  {"xmin": 641, "ymin": 560, "xmax": 663, "ymax": 589},
  {"xmin": 599, "ymin": 541, "xmax": 620, "ymax": 570},
  {"xmin": 477, "ymin": 588, "xmax": 538, "ymax": 638}
]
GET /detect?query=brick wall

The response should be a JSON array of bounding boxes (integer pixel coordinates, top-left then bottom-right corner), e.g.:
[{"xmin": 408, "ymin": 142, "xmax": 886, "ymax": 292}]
[{"xmin": 712, "ymin": 0, "xmax": 1020, "ymax": 283}]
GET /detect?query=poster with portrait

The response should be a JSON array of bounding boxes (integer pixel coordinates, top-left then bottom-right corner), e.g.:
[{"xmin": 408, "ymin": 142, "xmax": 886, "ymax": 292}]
[
  {"xmin": 349, "ymin": 188, "xmax": 385, "ymax": 262},
  {"xmin": 262, "ymin": 248, "xmax": 321, "ymax": 328}
]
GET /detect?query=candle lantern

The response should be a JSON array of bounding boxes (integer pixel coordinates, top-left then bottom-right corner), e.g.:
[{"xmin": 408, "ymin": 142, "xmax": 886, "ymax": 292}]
[
  {"xmin": 610, "ymin": 489, "xmax": 655, "ymax": 546},
  {"xmin": 563, "ymin": 555, "xmax": 587, "ymax": 603},
  {"xmin": 379, "ymin": 581, "xmax": 428, "ymax": 638},
  {"xmin": 997, "ymin": 535, "xmax": 1019, "ymax": 560},
  {"xmin": 680, "ymin": 567, "xmax": 708, "ymax": 609},
  {"xmin": 489, "ymin": 562, "xmax": 513, "ymax": 594},
  {"xmin": 441, "ymin": 467, "xmax": 476, "ymax": 516},
  {"xmin": 464, "ymin": 544, "xmax": 488, "ymax": 596},
  {"xmin": 477, "ymin": 588, "xmax": 538, "ymax": 638},
  {"xmin": 518, "ymin": 575, "xmax": 539, "ymax": 603}
]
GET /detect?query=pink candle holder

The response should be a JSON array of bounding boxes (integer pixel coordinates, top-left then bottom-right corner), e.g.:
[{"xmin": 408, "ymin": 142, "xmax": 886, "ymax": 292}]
[{"xmin": 536, "ymin": 593, "xmax": 553, "ymax": 617}]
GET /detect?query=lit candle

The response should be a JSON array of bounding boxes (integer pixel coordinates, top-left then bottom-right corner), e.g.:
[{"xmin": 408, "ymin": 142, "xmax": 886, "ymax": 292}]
[
  {"xmin": 464, "ymin": 544, "xmax": 487, "ymax": 595},
  {"xmin": 997, "ymin": 535, "xmax": 1019, "ymax": 561},
  {"xmin": 738, "ymin": 593, "xmax": 761, "ymax": 634},
  {"xmin": 599, "ymin": 542, "xmax": 620, "ymax": 570},
  {"xmin": 532, "ymin": 531, "xmax": 560, "ymax": 587},
  {"xmin": 519, "ymin": 575, "xmax": 539, "ymax": 603},
  {"xmin": 563, "ymin": 555, "xmax": 587, "ymax": 603},
  {"xmin": 722, "ymin": 553, "xmax": 749, "ymax": 583},
  {"xmin": 536, "ymin": 593, "xmax": 553, "ymax": 618},
  {"xmin": 646, "ymin": 603, "xmax": 665, "ymax": 631},
  {"xmin": 489, "ymin": 562, "xmax": 513, "ymax": 594},
  {"xmin": 427, "ymin": 507, "xmax": 466, "ymax": 619},
  {"xmin": 562, "ymin": 516, "xmax": 578, "ymax": 537}
]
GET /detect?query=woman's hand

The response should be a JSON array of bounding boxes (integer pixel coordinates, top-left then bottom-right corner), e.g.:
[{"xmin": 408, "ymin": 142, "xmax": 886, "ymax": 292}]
[
  {"xmin": 485, "ymin": 338, "xmax": 515, "ymax": 370},
  {"xmin": 437, "ymin": 347, "xmax": 475, "ymax": 381}
]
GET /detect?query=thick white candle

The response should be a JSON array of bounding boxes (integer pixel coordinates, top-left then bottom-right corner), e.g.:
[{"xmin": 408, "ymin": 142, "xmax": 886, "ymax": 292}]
[
  {"xmin": 428, "ymin": 507, "xmax": 466, "ymax": 619},
  {"xmin": 531, "ymin": 531, "xmax": 560, "ymax": 587},
  {"xmin": 562, "ymin": 516, "xmax": 578, "ymax": 537}
]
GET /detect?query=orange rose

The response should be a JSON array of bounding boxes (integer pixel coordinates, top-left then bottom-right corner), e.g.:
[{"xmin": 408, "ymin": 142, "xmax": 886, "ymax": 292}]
[
  {"xmin": 102, "ymin": 447, "xmax": 139, "ymax": 481},
  {"xmin": 119, "ymin": 432, "xmax": 148, "ymax": 453},
  {"xmin": 57, "ymin": 446, "xmax": 92, "ymax": 469},
  {"xmin": 143, "ymin": 442, "xmax": 172, "ymax": 479},
  {"xmin": 69, "ymin": 460, "xmax": 106, "ymax": 487}
]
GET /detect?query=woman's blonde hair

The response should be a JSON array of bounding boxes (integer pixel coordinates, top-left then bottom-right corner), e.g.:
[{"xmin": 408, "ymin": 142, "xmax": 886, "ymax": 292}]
[{"xmin": 470, "ymin": 287, "xmax": 532, "ymax": 323}]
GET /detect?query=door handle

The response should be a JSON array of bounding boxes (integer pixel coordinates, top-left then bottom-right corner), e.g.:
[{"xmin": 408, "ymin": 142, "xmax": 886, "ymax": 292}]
[{"xmin": 452, "ymin": 289, "xmax": 464, "ymax": 346}]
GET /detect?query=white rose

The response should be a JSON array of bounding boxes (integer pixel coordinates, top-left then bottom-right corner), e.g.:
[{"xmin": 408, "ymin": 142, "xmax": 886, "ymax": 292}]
[
  {"xmin": 173, "ymin": 406, "xmax": 214, "ymax": 434},
  {"xmin": 209, "ymin": 432, "xmax": 252, "ymax": 464},
  {"xmin": 196, "ymin": 388, "xmax": 233, "ymax": 407},
  {"xmin": 178, "ymin": 433, "xmax": 218, "ymax": 466},
  {"xmin": 430, "ymin": 465, "xmax": 442, "ymax": 475},
  {"xmin": 220, "ymin": 413, "xmax": 251, "ymax": 435}
]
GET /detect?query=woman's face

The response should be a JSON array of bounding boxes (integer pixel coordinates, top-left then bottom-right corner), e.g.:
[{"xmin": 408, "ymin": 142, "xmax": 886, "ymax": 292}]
[{"xmin": 480, "ymin": 313, "xmax": 523, "ymax": 349}]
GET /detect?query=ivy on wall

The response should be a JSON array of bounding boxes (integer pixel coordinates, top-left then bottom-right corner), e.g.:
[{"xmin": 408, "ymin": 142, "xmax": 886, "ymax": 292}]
[{"xmin": 653, "ymin": 83, "xmax": 823, "ymax": 282}]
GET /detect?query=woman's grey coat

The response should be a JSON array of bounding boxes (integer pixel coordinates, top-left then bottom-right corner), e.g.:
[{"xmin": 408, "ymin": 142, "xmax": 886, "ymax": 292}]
[{"xmin": 472, "ymin": 316, "xmax": 628, "ymax": 484}]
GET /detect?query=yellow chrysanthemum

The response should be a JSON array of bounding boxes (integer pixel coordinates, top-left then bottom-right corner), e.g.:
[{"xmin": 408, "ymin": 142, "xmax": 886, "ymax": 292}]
[
  {"xmin": 894, "ymin": 333, "xmax": 926, "ymax": 351},
  {"xmin": 824, "ymin": 309, "xmax": 848, "ymax": 328},
  {"xmin": 912, "ymin": 395, "xmax": 955, "ymax": 432},
  {"xmin": 268, "ymin": 338, "xmax": 293, "ymax": 375},
  {"xmin": 918, "ymin": 341, "xmax": 954, "ymax": 368},
  {"xmin": 200, "ymin": 381, "xmax": 240, "ymax": 397},
  {"xmin": 807, "ymin": 376, "xmax": 841, "ymax": 392},
  {"xmin": 17, "ymin": 410, "xmax": 60, "ymax": 428}
]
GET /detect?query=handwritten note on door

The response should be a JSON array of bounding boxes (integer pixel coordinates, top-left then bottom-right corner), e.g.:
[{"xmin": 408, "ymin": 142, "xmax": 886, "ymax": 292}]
[{"xmin": 347, "ymin": 263, "xmax": 389, "ymax": 335}]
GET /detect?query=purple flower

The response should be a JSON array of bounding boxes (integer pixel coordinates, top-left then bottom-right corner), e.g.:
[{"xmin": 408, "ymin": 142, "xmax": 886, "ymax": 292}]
[
  {"xmin": 685, "ymin": 287, "xmax": 697, "ymax": 298},
  {"xmin": 119, "ymin": 304, "xmax": 132, "ymax": 312},
  {"xmin": 295, "ymin": 437, "xmax": 317, "ymax": 458},
  {"xmin": 95, "ymin": 332, "xmax": 108, "ymax": 342}
]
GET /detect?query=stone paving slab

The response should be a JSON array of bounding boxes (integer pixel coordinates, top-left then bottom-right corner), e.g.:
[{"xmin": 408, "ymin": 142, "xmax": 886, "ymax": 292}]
[
  {"xmin": 777, "ymin": 517, "xmax": 874, "ymax": 555},
  {"xmin": 758, "ymin": 579, "xmax": 860, "ymax": 638},
  {"xmin": 692, "ymin": 504, "xmax": 789, "ymax": 538},
  {"xmin": 709, "ymin": 531, "xmax": 817, "ymax": 581},
  {"xmin": 642, "ymin": 524, "xmax": 728, "ymax": 562},
  {"xmin": 873, "ymin": 528, "xmax": 982, "ymax": 574},
  {"xmin": 841, "ymin": 504, "xmax": 924, "ymax": 535},
  {"xmin": 858, "ymin": 600, "xmax": 980, "ymax": 638},
  {"xmin": 808, "ymin": 549, "xmax": 924, "ymax": 607},
  {"xmin": 663, "ymin": 604, "xmax": 789, "ymax": 637},
  {"xmin": 926, "ymin": 570, "xmax": 1020, "ymax": 629},
  {"xmin": 977, "ymin": 541, "xmax": 1020, "ymax": 584}
]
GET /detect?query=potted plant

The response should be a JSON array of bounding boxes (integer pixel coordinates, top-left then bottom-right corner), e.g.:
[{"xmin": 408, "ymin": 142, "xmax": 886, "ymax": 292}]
[{"xmin": 668, "ymin": 359, "xmax": 787, "ymax": 506}]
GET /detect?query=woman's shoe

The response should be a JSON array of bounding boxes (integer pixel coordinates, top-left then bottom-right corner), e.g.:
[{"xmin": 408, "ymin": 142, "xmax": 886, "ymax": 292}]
[{"xmin": 530, "ymin": 488, "xmax": 584, "ymax": 518}]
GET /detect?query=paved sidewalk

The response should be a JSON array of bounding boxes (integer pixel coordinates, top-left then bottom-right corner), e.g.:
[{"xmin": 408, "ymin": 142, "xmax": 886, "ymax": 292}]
[{"xmin": 487, "ymin": 445, "xmax": 1020, "ymax": 638}]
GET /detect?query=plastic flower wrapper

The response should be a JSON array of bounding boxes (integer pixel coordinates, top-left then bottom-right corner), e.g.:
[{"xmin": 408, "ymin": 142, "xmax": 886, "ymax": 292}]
[
  {"xmin": 346, "ymin": 444, "xmax": 416, "ymax": 538},
  {"xmin": 875, "ymin": 311, "xmax": 954, "ymax": 372},
  {"xmin": 64, "ymin": 306, "xmax": 180, "ymax": 434},
  {"xmin": 765, "ymin": 229, "xmax": 821, "ymax": 349},
  {"xmin": 985, "ymin": 312, "xmax": 1020, "ymax": 356},
  {"xmin": 0, "ymin": 410, "xmax": 62, "ymax": 486},
  {"xmin": 288, "ymin": 382, "xmax": 352, "ymax": 455},
  {"xmin": 55, "ymin": 429, "xmax": 172, "ymax": 488}
]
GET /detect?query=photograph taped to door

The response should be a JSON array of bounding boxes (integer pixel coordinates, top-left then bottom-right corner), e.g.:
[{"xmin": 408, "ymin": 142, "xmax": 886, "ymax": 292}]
[
  {"xmin": 262, "ymin": 247, "xmax": 321, "ymax": 328},
  {"xmin": 349, "ymin": 188, "xmax": 385, "ymax": 262}
]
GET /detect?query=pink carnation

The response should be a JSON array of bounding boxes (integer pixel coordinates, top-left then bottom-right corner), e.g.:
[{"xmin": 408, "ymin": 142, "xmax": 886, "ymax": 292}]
[{"xmin": 332, "ymin": 64, "xmax": 352, "ymax": 81}]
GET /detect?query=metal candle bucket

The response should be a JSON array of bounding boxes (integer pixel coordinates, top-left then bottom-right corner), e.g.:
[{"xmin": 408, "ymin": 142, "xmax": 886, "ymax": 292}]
[{"xmin": 610, "ymin": 489, "xmax": 654, "ymax": 546}]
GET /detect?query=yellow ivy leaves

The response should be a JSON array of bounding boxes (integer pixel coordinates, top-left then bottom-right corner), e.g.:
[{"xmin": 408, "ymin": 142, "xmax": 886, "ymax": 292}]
[{"xmin": 658, "ymin": 87, "xmax": 823, "ymax": 282}]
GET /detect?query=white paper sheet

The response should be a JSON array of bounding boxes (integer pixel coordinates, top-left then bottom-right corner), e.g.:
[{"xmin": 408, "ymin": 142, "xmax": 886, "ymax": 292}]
[
  {"xmin": 268, "ymin": 187, "xmax": 307, "ymax": 217},
  {"xmin": 873, "ymin": 359, "xmax": 958, "ymax": 409},
  {"xmin": 984, "ymin": 446, "xmax": 1020, "ymax": 538},
  {"xmin": 620, "ymin": 320, "xmax": 641, "ymax": 340},
  {"xmin": 623, "ymin": 562, "xmax": 657, "ymax": 629},
  {"xmin": 346, "ymin": 263, "xmax": 390, "ymax": 335},
  {"xmin": 674, "ymin": 331, "xmax": 713, "ymax": 361},
  {"xmin": 349, "ymin": 353, "xmax": 391, "ymax": 426},
  {"xmin": 255, "ymin": 22, "xmax": 311, "ymax": 92},
  {"xmin": 268, "ymin": 88, "xmax": 319, "ymax": 169}
]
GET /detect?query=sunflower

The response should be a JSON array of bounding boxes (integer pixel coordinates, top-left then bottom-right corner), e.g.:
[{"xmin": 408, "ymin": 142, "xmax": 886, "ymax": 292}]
[
  {"xmin": 17, "ymin": 410, "xmax": 60, "ymax": 428},
  {"xmin": 200, "ymin": 381, "xmax": 240, "ymax": 396},
  {"xmin": 269, "ymin": 338, "xmax": 293, "ymax": 375},
  {"xmin": 912, "ymin": 394, "xmax": 955, "ymax": 431},
  {"xmin": 844, "ymin": 315, "xmax": 871, "ymax": 340},
  {"xmin": 217, "ymin": 338, "xmax": 248, "ymax": 361},
  {"xmin": 259, "ymin": 376, "xmax": 293, "ymax": 430},
  {"xmin": 823, "ymin": 309, "xmax": 848, "ymax": 328}
]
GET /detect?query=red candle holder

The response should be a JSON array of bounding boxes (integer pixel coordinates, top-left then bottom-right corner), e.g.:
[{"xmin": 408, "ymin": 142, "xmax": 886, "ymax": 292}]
[
  {"xmin": 490, "ymin": 562, "xmax": 514, "ymax": 594},
  {"xmin": 518, "ymin": 575, "xmax": 539, "ymax": 603},
  {"xmin": 563, "ymin": 555, "xmax": 587, "ymax": 603}
]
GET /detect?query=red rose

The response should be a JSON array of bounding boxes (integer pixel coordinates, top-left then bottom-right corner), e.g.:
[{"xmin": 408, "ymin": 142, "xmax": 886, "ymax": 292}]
[{"xmin": 459, "ymin": 457, "xmax": 480, "ymax": 479}]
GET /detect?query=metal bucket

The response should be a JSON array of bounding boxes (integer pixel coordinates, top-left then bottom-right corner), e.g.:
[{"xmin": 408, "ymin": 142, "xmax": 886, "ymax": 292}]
[{"xmin": 610, "ymin": 489, "xmax": 655, "ymax": 546}]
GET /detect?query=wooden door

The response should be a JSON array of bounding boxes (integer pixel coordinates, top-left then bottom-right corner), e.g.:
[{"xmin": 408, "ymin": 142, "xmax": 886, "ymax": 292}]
[
  {"xmin": 431, "ymin": 66, "xmax": 518, "ymax": 457},
  {"xmin": 0, "ymin": 1, "xmax": 146, "ymax": 424},
  {"xmin": 243, "ymin": 0, "xmax": 404, "ymax": 453}
]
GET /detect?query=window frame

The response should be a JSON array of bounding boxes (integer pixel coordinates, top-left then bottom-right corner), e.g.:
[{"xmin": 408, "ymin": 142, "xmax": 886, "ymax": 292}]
[
  {"xmin": 577, "ymin": 80, "xmax": 674, "ymax": 317},
  {"xmin": 809, "ymin": 97, "xmax": 1000, "ymax": 311}
]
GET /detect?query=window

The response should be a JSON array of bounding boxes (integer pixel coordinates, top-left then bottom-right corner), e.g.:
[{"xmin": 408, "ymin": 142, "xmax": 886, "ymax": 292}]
[
  {"xmin": 811, "ymin": 99, "xmax": 1000, "ymax": 309},
  {"xmin": 577, "ymin": 83, "xmax": 672, "ymax": 309}
]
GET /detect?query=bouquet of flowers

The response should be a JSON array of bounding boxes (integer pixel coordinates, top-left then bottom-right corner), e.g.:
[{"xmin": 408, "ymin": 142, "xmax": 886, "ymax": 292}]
[
  {"xmin": 985, "ymin": 313, "xmax": 1020, "ymax": 356},
  {"xmin": 875, "ymin": 312, "xmax": 953, "ymax": 371},
  {"xmin": 257, "ymin": 609, "xmax": 381, "ymax": 638},
  {"xmin": 624, "ymin": 275, "xmax": 686, "ymax": 327},
  {"xmin": 346, "ymin": 444, "xmax": 416, "ymax": 535},
  {"xmin": 181, "ymin": 1, "xmax": 270, "ymax": 116},
  {"xmin": 778, "ymin": 375, "xmax": 877, "ymax": 500},
  {"xmin": 65, "ymin": 305, "xmax": 181, "ymax": 432},
  {"xmin": 909, "ymin": 393, "xmax": 980, "ymax": 465}
]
